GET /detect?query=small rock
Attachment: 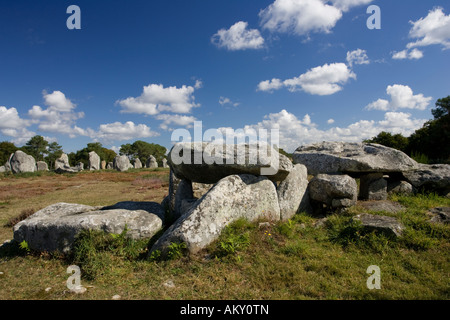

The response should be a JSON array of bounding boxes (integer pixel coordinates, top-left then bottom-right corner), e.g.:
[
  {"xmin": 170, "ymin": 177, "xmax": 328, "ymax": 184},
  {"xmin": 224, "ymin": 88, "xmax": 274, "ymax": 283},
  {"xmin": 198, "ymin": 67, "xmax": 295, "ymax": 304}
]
[
  {"xmin": 45, "ymin": 287, "xmax": 52, "ymax": 292},
  {"xmin": 427, "ymin": 207, "xmax": 450, "ymax": 224},
  {"xmin": 353, "ymin": 213, "xmax": 404, "ymax": 238},
  {"xmin": 112, "ymin": 294, "xmax": 121, "ymax": 300},
  {"xmin": 163, "ymin": 280, "xmax": 175, "ymax": 288}
]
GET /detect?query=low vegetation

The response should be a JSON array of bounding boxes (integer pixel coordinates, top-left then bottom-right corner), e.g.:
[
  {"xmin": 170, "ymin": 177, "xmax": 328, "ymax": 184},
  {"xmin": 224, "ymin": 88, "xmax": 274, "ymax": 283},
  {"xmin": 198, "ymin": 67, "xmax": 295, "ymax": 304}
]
[{"xmin": 0, "ymin": 169, "xmax": 449, "ymax": 300}]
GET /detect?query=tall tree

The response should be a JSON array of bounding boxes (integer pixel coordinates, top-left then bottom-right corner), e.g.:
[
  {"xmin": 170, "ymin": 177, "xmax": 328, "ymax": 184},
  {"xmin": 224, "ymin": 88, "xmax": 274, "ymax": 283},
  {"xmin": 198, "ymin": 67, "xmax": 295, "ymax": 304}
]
[
  {"xmin": 45, "ymin": 142, "xmax": 64, "ymax": 169},
  {"xmin": 22, "ymin": 135, "xmax": 49, "ymax": 161},
  {"xmin": 408, "ymin": 96, "xmax": 450, "ymax": 163},
  {"xmin": 0, "ymin": 141, "xmax": 18, "ymax": 165},
  {"xmin": 364, "ymin": 131, "xmax": 409, "ymax": 153},
  {"xmin": 120, "ymin": 140, "xmax": 167, "ymax": 165}
]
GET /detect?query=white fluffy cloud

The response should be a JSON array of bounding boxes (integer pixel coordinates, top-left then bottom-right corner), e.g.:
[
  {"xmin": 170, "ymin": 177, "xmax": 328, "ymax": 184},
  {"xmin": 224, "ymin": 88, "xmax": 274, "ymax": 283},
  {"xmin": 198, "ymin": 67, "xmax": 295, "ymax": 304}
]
[
  {"xmin": 0, "ymin": 106, "xmax": 30, "ymax": 129},
  {"xmin": 365, "ymin": 85, "xmax": 433, "ymax": 111},
  {"xmin": 260, "ymin": 0, "xmax": 342, "ymax": 36},
  {"xmin": 259, "ymin": 0, "xmax": 373, "ymax": 37},
  {"xmin": 331, "ymin": 0, "xmax": 374, "ymax": 12},
  {"xmin": 94, "ymin": 121, "xmax": 159, "ymax": 142},
  {"xmin": 407, "ymin": 7, "xmax": 450, "ymax": 50},
  {"xmin": 211, "ymin": 21, "xmax": 265, "ymax": 51},
  {"xmin": 392, "ymin": 48, "xmax": 424, "ymax": 60},
  {"xmin": 346, "ymin": 49, "xmax": 370, "ymax": 66},
  {"xmin": 226, "ymin": 109, "xmax": 426, "ymax": 152},
  {"xmin": 27, "ymin": 91, "xmax": 86, "ymax": 138},
  {"xmin": 155, "ymin": 114, "xmax": 197, "ymax": 130},
  {"xmin": 258, "ymin": 62, "xmax": 356, "ymax": 95},
  {"xmin": 219, "ymin": 96, "xmax": 240, "ymax": 107},
  {"xmin": 117, "ymin": 83, "xmax": 200, "ymax": 115}
]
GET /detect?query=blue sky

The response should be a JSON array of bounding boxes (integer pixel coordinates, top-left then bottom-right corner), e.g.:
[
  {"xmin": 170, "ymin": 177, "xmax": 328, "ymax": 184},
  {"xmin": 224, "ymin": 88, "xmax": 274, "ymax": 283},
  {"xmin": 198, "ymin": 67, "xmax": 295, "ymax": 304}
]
[{"xmin": 0, "ymin": 0, "xmax": 449, "ymax": 154}]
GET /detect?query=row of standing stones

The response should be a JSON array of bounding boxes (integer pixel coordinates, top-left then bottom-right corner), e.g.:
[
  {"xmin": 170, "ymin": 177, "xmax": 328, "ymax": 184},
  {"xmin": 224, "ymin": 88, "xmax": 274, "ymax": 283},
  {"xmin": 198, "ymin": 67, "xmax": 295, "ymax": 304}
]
[
  {"xmin": 7, "ymin": 141, "xmax": 450, "ymax": 258},
  {"xmin": 0, "ymin": 150, "xmax": 169, "ymax": 174}
]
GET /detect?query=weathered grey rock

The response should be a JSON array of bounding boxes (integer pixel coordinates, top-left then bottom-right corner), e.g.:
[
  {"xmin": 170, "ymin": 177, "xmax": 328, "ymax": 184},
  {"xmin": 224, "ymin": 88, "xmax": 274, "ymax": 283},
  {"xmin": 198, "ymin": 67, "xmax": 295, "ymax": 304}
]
[
  {"xmin": 114, "ymin": 155, "xmax": 132, "ymax": 172},
  {"xmin": 0, "ymin": 166, "xmax": 5, "ymax": 173},
  {"xmin": 76, "ymin": 162, "xmax": 84, "ymax": 171},
  {"xmin": 387, "ymin": 180, "xmax": 414, "ymax": 195},
  {"xmin": 427, "ymin": 207, "xmax": 450, "ymax": 224},
  {"xmin": 168, "ymin": 169, "xmax": 181, "ymax": 217},
  {"xmin": 36, "ymin": 161, "xmax": 49, "ymax": 172},
  {"xmin": 107, "ymin": 162, "xmax": 113, "ymax": 170},
  {"xmin": 146, "ymin": 155, "xmax": 158, "ymax": 169},
  {"xmin": 359, "ymin": 173, "xmax": 387, "ymax": 200},
  {"xmin": 277, "ymin": 163, "xmax": 311, "ymax": 220},
  {"xmin": 134, "ymin": 158, "xmax": 142, "ymax": 169},
  {"xmin": 13, "ymin": 202, "xmax": 163, "ymax": 253},
  {"xmin": 101, "ymin": 201, "xmax": 165, "ymax": 220},
  {"xmin": 402, "ymin": 164, "xmax": 450, "ymax": 195},
  {"xmin": 101, "ymin": 160, "xmax": 107, "ymax": 170},
  {"xmin": 308, "ymin": 174, "xmax": 357, "ymax": 207},
  {"xmin": 293, "ymin": 142, "xmax": 418, "ymax": 175},
  {"xmin": 88, "ymin": 151, "xmax": 100, "ymax": 171},
  {"xmin": 357, "ymin": 200, "xmax": 406, "ymax": 214},
  {"xmin": 168, "ymin": 142, "xmax": 293, "ymax": 184},
  {"xmin": 10, "ymin": 150, "xmax": 36, "ymax": 173},
  {"xmin": 162, "ymin": 158, "xmax": 169, "ymax": 168},
  {"xmin": 353, "ymin": 213, "xmax": 404, "ymax": 238},
  {"xmin": 55, "ymin": 153, "xmax": 70, "ymax": 170},
  {"xmin": 174, "ymin": 180, "xmax": 194, "ymax": 220},
  {"xmin": 151, "ymin": 174, "xmax": 281, "ymax": 256},
  {"xmin": 192, "ymin": 182, "xmax": 214, "ymax": 199}
]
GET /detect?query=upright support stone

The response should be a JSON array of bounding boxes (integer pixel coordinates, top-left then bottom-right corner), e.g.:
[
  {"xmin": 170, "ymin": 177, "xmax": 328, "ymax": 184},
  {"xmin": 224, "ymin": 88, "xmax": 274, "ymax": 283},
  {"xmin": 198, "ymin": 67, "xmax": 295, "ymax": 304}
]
[
  {"xmin": 174, "ymin": 179, "xmax": 195, "ymax": 220},
  {"xmin": 359, "ymin": 173, "xmax": 387, "ymax": 200}
]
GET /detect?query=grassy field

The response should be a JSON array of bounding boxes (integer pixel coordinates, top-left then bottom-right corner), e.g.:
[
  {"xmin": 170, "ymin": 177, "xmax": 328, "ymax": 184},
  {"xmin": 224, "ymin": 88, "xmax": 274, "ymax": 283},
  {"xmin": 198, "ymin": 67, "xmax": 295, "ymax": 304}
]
[{"xmin": 0, "ymin": 169, "xmax": 449, "ymax": 300}]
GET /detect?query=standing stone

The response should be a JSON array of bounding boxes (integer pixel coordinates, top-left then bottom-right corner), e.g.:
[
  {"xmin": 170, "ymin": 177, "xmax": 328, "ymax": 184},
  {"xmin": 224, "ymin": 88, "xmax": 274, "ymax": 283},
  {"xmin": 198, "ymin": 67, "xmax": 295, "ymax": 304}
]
[
  {"xmin": 4, "ymin": 153, "xmax": 13, "ymax": 172},
  {"xmin": 134, "ymin": 158, "xmax": 142, "ymax": 169},
  {"xmin": 173, "ymin": 179, "xmax": 194, "ymax": 220},
  {"xmin": 76, "ymin": 162, "xmax": 84, "ymax": 171},
  {"xmin": 10, "ymin": 150, "xmax": 36, "ymax": 173},
  {"xmin": 107, "ymin": 162, "xmax": 113, "ymax": 170},
  {"xmin": 36, "ymin": 161, "xmax": 49, "ymax": 172},
  {"xmin": 308, "ymin": 174, "xmax": 357, "ymax": 210},
  {"xmin": 0, "ymin": 166, "xmax": 5, "ymax": 173},
  {"xmin": 101, "ymin": 160, "xmax": 107, "ymax": 170},
  {"xmin": 162, "ymin": 158, "xmax": 169, "ymax": 168},
  {"xmin": 168, "ymin": 169, "xmax": 181, "ymax": 218},
  {"xmin": 146, "ymin": 155, "xmax": 158, "ymax": 168},
  {"xmin": 277, "ymin": 164, "xmax": 311, "ymax": 220},
  {"xmin": 113, "ymin": 155, "xmax": 131, "ymax": 172},
  {"xmin": 151, "ymin": 174, "xmax": 281, "ymax": 257},
  {"xmin": 55, "ymin": 153, "xmax": 70, "ymax": 171},
  {"xmin": 88, "ymin": 151, "xmax": 100, "ymax": 171},
  {"xmin": 360, "ymin": 173, "xmax": 387, "ymax": 200}
]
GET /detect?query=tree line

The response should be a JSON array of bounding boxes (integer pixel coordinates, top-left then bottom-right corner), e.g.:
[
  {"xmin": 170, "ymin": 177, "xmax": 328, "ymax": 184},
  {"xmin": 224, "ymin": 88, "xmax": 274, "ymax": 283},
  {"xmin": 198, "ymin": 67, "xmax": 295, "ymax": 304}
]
[
  {"xmin": 364, "ymin": 96, "xmax": 450, "ymax": 164},
  {"xmin": 0, "ymin": 138, "xmax": 168, "ymax": 169}
]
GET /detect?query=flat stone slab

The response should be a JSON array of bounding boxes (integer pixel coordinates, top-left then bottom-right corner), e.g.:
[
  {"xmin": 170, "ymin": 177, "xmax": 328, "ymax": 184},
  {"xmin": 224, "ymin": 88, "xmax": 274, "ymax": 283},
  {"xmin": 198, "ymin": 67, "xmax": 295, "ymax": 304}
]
[
  {"xmin": 168, "ymin": 142, "xmax": 293, "ymax": 183},
  {"xmin": 13, "ymin": 202, "xmax": 163, "ymax": 253},
  {"xmin": 293, "ymin": 142, "xmax": 418, "ymax": 175},
  {"xmin": 353, "ymin": 213, "xmax": 404, "ymax": 237},
  {"xmin": 357, "ymin": 200, "xmax": 406, "ymax": 214}
]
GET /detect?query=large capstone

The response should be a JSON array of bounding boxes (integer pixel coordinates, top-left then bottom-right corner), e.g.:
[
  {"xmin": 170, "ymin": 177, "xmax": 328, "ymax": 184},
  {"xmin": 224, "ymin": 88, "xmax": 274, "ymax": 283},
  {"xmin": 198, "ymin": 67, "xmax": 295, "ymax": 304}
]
[
  {"xmin": 293, "ymin": 142, "xmax": 418, "ymax": 175},
  {"xmin": 168, "ymin": 142, "xmax": 293, "ymax": 184}
]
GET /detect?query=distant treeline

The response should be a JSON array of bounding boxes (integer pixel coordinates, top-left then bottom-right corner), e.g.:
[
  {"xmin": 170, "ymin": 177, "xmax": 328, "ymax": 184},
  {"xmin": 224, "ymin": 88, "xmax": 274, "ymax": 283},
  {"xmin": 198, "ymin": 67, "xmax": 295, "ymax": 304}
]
[
  {"xmin": 364, "ymin": 96, "xmax": 450, "ymax": 164},
  {"xmin": 0, "ymin": 138, "xmax": 167, "ymax": 169}
]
